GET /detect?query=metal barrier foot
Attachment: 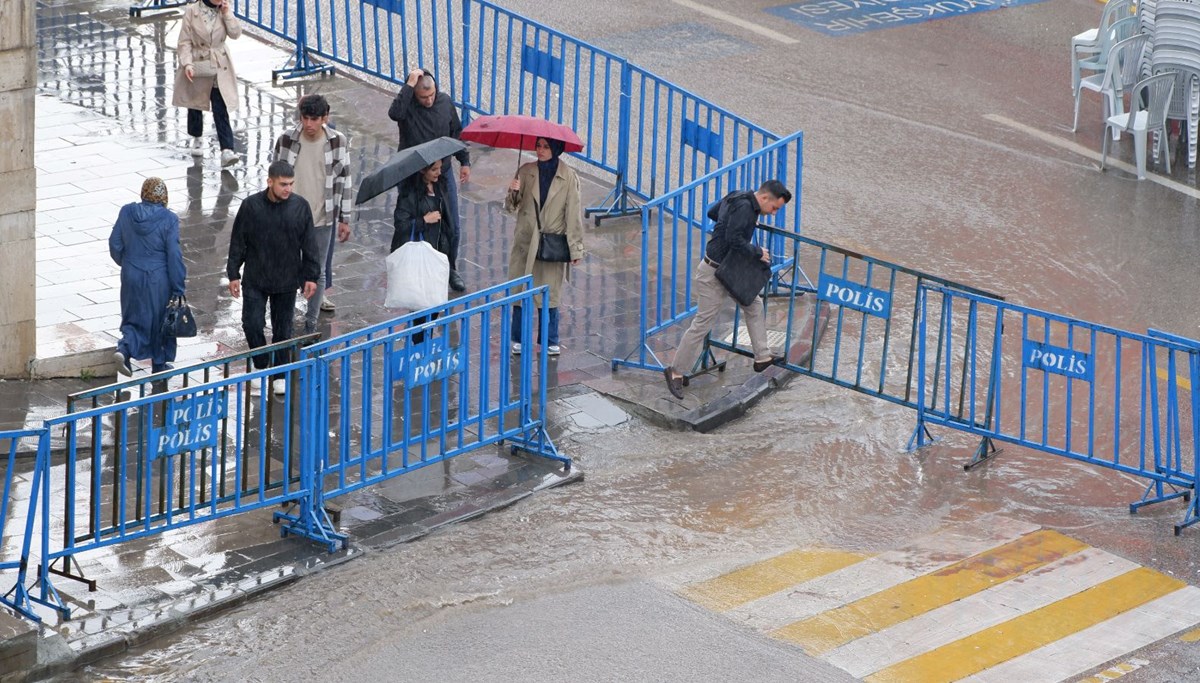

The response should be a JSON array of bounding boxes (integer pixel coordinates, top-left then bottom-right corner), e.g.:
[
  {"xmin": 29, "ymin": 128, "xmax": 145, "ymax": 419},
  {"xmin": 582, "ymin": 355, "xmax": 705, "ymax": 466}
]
[
  {"xmin": 507, "ymin": 428, "xmax": 571, "ymax": 470},
  {"xmin": 272, "ymin": 49, "xmax": 334, "ymax": 82},
  {"xmin": 128, "ymin": 0, "xmax": 187, "ymax": 17},
  {"xmin": 585, "ymin": 183, "xmax": 642, "ymax": 227},
  {"xmin": 275, "ymin": 505, "xmax": 345, "ymax": 554},
  {"xmin": 963, "ymin": 437, "xmax": 999, "ymax": 471},
  {"xmin": 1131, "ymin": 480, "xmax": 1191, "ymax": 517},
  {"xmin": 44, "ymin": 555, "xmax": 97, "ymax": 592},
  {"xmin": 905, "ymin": 422, "xmax": 936, "ymax": 452}
]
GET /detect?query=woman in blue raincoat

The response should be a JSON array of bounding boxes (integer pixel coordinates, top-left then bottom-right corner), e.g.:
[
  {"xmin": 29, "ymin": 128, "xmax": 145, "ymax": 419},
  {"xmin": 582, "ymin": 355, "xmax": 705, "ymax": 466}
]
[{"xmin": 109, "ymin": 177, "xmax": 188, "ymax": 375}]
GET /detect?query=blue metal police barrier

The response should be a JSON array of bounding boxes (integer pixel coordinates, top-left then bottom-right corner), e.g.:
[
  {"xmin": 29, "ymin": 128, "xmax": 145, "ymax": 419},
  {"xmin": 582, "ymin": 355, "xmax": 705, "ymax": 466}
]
[
  {"xmin": 612, "ymin": 132, "xmax": 804, "ymax": 373},
  {"xmin": 0, "ymin": 429, "xmax": 49, "ymax": 621},
  {"xmin": 697, "ymin": 226, "xmax": 1004, "ymax": 414},
  {"xmin": 912, "ymin": 284, "xmax": 1200, "ymax": 534},
  {"xmin": 232, "ymin": 0, "xmax": 333, "ymax": 79},
  {"xmin": 27, "ymin": 363, "xmax": 326, "ymax": 619},
  {"xmin": 621, "ymin": 64, "xmax": 779, "ymax": 213},
  {"xmin": 459, "ymin": 1, "xmax": 628, "ymax": 202},
  {"xmin": 293, "ymin": 278, "xmax": 569, "ymax": 549}
]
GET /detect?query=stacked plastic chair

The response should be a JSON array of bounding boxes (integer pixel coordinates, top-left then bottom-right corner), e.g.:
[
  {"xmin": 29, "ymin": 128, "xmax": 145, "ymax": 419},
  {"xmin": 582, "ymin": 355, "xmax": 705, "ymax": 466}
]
[
  {"xmin": 1150, "ymin": 0, "xmax": 1200, "ymax": 168},
  {"xmin": 1101, "ymin": 73, "xmax": 1176, "ymax": 179},
  {"xmin": 1072, "ymin": 0, "xmax": 1137, "ymax": 95},
  {"xmin": 1075, "ymin": 33, "xmax": 1151, "ymax": 133}
]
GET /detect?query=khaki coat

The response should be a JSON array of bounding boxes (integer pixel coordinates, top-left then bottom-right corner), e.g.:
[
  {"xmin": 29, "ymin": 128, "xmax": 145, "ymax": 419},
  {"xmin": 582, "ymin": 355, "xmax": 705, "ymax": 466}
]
[
  {"xmin": 171, "ymin": 1, "xmax": 242, "ymax": 112},
  {"xmin": 505, "ymin": 161, "xmax": 584, "ymax": 309}
]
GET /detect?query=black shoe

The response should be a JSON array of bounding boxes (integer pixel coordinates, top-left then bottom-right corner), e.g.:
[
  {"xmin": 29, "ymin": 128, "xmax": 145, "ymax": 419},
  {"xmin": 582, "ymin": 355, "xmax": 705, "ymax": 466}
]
[
  {"xmin": 753, "ymin": 355, "xmax": 784, "ymax": 373},
  {"xmin": 663, "ymin": 367, "xmax": 684, "ymax": 399},
  {"xmin": 449, "ymin": 270, "xmax": 466, "ymax": 292}
]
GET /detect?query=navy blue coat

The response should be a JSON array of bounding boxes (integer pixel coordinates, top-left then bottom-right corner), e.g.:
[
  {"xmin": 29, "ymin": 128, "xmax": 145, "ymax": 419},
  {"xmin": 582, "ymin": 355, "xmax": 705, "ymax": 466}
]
[{"xmin": 109, "ymin": 202, "xmax": 187, "ymax": 367}]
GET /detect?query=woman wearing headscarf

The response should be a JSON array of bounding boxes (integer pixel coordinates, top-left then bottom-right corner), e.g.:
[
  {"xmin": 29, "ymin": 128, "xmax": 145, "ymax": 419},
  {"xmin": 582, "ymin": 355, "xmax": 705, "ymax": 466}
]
[
  {"xmin": 109, "ymin": 178, "xmax": 188, "ymax": 376},
  {"xmin": 504, "ymin": 137, "xmax": 584, "ymax": 355},
  {"xmin": 172, "ymin": 0, "xmax": 242, "ymax": 167}
]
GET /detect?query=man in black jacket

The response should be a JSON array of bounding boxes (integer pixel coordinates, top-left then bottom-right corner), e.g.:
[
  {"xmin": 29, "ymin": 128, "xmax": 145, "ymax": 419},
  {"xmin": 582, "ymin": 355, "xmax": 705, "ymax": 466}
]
[
  {"xmin": 388, "ymin": 68, "xmax": 470, "ymax": 292},
  {"xmin": 662, "ymin": 179, "xmax": 792, "ymax": 399},
  {"xmin": 227, "ymin": 161, "xmax": 320, "ymax": 393}
]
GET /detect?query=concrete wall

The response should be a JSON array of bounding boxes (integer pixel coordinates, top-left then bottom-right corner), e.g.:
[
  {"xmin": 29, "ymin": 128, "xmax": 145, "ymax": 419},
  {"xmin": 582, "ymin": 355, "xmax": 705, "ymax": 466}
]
[{"xmin": 0, "ymin": 0, "xmax": 36, "ymax": 378}]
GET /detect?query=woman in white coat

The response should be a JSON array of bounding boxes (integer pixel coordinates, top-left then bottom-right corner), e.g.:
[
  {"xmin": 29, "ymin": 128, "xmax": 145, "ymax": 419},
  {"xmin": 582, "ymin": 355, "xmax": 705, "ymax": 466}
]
[
  {"xmin": 504, "ymin": 137, "xmax": 584, "ymax": 356},
  {"xmin": 172, "ymin": 0, "xmax": 242, "ymax": 166}
]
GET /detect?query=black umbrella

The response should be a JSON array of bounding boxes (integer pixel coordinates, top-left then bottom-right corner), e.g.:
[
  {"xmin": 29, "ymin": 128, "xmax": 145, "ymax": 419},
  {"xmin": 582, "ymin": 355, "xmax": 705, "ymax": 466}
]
[{"xmin": 355, "ymin": 136, "xmax": 467, "ymax": 205}]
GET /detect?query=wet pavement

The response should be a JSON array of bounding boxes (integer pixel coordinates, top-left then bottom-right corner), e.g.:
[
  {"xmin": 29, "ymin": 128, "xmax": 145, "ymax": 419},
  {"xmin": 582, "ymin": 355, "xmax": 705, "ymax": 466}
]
[{"xmin": 2, "ymin": 0, "xmax": 815, "ymax": 676}]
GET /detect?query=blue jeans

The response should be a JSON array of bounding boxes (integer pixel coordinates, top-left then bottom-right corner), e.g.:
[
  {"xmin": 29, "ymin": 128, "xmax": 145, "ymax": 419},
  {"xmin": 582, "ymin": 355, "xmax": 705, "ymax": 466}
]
[
  {"xmin": 511, "ymin": 305, "xmax": 559, "ymax": 346},
  {"xmin": 242, "ymin": 285, "xmax": 297, "ymax": 369},
  {"xmin": 187, "ymin": 87, "xmax": 235, "ymax": 151}
]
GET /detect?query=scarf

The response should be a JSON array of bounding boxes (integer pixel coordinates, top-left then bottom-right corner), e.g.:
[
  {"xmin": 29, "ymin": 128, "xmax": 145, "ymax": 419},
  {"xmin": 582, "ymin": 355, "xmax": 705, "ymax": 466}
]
[
  {"xmin": 536, "ymin": 139, "xmax": 564, "ymax": 207},
  {"xmin": 141, "ymin": 177, "xmax": 168, "ymax": 205}
]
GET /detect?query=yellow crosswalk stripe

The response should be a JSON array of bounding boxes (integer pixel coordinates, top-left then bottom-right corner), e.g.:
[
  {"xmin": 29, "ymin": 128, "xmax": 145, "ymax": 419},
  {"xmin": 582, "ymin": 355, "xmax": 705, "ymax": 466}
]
[
  {"xmin": 865, "ymin": 566, "xmax": 1186, "ymax": 683},
  {"xmin": 770, "ymin": 529, "xmax": 1088, "ymax": 655},
  {"xmin": 680, "ymin": 548, "xmax": 868, "ymax": 612}
]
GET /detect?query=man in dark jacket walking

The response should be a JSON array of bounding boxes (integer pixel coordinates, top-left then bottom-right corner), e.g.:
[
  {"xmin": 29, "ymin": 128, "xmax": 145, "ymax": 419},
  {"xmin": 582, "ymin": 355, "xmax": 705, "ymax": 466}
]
[
  {"xmin": 662, "ymin": 179, "xmax": 792, "ymax": 399},
  {"xmin": 388, "ymin": 67, "xmax": 470, "ymax": 292},
  {"xmin": 227, "ymin": 160, "xmax": 320, "ymax": 394}
]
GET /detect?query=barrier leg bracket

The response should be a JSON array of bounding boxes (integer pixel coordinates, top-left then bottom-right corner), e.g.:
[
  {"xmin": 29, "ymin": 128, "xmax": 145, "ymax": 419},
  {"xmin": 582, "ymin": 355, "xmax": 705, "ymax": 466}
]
[
  {"xmin": 275, "ymin": 503, "xmax": 345, "ymax": 554},
  {"xmin": 906, "ymin": 421, "xmax": 935, "ymax": 452},
  {"xmin": 1131, "ymin": 479, "xmax": 1190, "ymax": 518},
  {"xmin": 585, "ymin": 181, "xmax": 641, "ymax": 227},
  {"xmin": 44, "ymin": 555, "xmax": 97, "ymax": 592},
  {"xmin": 272, "ymin": 48, "xmax": 334, "ymax": 82},
  {"xmin": 963, "ymin": 437, "xmax": 999, "ymax": 471}
]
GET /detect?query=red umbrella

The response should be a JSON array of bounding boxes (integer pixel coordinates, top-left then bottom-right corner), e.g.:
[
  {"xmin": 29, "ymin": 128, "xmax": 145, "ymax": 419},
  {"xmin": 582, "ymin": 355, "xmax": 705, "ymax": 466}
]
[{"xmin": 460, "ymin": 114, "xmax": 584, "ymax": 172}]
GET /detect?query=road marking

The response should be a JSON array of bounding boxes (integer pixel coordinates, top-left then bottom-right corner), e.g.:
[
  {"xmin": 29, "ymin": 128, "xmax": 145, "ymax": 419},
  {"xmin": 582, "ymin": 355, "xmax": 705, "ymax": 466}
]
[
  {"xmin": 985, "ymin": 114, "xmax": 1200, "ymax": 200},
  {"xmin": 670, "ymin": 0, "xmax": 800, "ymax": 45},
  {"xmin": 1156, "ymin": 367, "xmax": 1192, "ymax": 390},
  {"xmin": 824, "ymin": 546, "xmax": 1140, "ymax": 677},
  {"xmin": 1180, "ymin": 627, "xmax": 1200, "ymax": 642},
  {"xmin": 958, "ymin": 588, "xmax": 1200, "ymax": 681},
  {"xmin": 1067, "ymin": 658, "xmax": 1148, "ymax": 683},
  {"xmin": 680, "ymin": 548, "xmax": 868, "ymax": 612},
  {"xmin": 726, "ymin": 518, "xmax": 1041, "ymax": 631},
  {"xmin": 865, "ymin": 567, "xmax": 1187, "ymax": 683},
  {"xmin": 770, "ymin": 529, "xmax": 1089, "ymax": 655}
]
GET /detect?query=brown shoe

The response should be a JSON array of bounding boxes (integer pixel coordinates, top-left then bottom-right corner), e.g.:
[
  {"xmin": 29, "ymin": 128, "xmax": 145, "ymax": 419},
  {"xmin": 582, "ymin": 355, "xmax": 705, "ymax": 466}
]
[
  {"xmin": 753, "ymin": 355, "xmax": 783, "ymax": 373},
  {"xmin": 663, "ymin": 367, "xmax": 684, "ymax": 399}
]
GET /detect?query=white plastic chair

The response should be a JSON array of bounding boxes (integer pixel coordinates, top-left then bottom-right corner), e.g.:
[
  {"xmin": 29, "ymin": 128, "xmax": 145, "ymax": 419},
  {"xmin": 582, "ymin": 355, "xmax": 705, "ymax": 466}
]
[
  {"xmin": 1072, "ymin": 0, "xmax": 1136, "ymax": 94},
  {"xmin": 1074, "ymin": 16, "xmax": 1141, "ymax": 99},
  {"xmin": 1074, "ymin": 34, "xmax": 1150, "ymax": 134},
  {"xmin": 1101, "ymin": 72, "xmax": 1176, "ymax": 179}
]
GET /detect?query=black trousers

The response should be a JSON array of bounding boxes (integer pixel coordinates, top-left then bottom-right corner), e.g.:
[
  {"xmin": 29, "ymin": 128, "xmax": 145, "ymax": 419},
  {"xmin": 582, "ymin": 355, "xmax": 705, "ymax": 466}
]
[
  {"xmin": 187, "ymin": 87, "xmax": 235, "ymax": 151},
  {"xmin": 242, "ymin": 285, "xmax": 296, "ymax": 369}
]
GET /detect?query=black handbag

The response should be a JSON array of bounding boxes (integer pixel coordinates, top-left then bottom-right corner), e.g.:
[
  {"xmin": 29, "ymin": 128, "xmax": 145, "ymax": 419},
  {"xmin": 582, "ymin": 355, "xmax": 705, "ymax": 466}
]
[
  {"xmin": 161, "ymin": 295, "xmax": 198, "ymax": 338},
  {"xmin": 532, "ymin": 198, "xmax": 572, "ymax": 262},
  {"xmin": 713, "ymin": 248, "xmax": 772, "ymax": 307},
  {"xmin": 536, "ymin": 233, "xmax": 571, "ymax": 262}
]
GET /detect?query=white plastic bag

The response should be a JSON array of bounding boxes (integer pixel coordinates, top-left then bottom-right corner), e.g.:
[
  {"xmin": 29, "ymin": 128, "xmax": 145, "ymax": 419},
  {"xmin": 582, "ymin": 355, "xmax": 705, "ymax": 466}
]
[{"xmin": 384, "ymin": 240, "xmax": 449, "ymax": 310}]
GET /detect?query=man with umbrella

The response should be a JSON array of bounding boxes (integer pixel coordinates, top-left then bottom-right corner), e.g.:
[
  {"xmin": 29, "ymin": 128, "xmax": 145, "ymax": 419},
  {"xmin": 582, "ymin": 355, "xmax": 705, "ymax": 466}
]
[{"xmin": 388, "ymin": 68, "xmax": 470, "ymax": 292}]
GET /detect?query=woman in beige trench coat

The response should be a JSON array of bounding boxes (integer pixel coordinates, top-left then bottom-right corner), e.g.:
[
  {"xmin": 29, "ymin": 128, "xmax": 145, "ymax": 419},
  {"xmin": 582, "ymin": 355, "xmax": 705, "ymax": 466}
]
[
  {"xmin": 172, "ymin": 0, "xmax": 242, "ymax": 166},
  {"xmin": 504, "ymin": 137, "xmax": 585, "ymax": 356}
]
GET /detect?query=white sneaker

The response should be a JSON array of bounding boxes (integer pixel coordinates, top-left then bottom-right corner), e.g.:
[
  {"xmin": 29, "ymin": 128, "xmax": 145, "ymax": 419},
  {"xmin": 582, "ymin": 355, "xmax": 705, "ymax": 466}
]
[
  {"xmin": 547, "ymin": 344, "xmax": 561, "ymax": 356},
  {"xmin": 189, "ymin": 137, "xmax": 204, "ymax": 156},
  {"xmin": 220, "ymin": 149, "xmax": 239, "ymax": 166},
  {"xmin": 272, "ymin": 378, "xmax": 287, "ymax": 395},
  {"xmin": 511, "ymin": 342, "xmax": 521, "ymax": 354},
  {"xmin": 320, "ymin": 298, "xmax": 335, "ymax": 312}
]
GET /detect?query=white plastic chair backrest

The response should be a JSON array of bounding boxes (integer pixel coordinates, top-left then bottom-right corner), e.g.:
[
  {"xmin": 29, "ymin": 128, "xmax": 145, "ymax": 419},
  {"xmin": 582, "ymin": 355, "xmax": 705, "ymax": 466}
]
[
  {"xmin": 1108, "ymin": 34, "xmax": 1152, "ymax": 96},
  {"xmin": 1134, "ymin": 72, "xmax": 1177, "ymax": 133},
  {"xmin": 1101, "ymin": 16, "xmax": 1142, "ymax": 58},
  {"xmin": 1101, "ymin": 0, "xmax": 1137, "ymax": 30},
  {"xmin": 1146, "ymin": 68, "xmax": 1189, "ymax": 121}
]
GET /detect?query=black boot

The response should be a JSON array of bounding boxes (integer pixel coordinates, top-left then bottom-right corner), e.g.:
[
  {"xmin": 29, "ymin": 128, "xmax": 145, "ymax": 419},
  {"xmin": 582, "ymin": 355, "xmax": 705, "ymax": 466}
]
[{"xmin": 449, "ymin": 270, "xmax": 466, "ymax": 292}]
